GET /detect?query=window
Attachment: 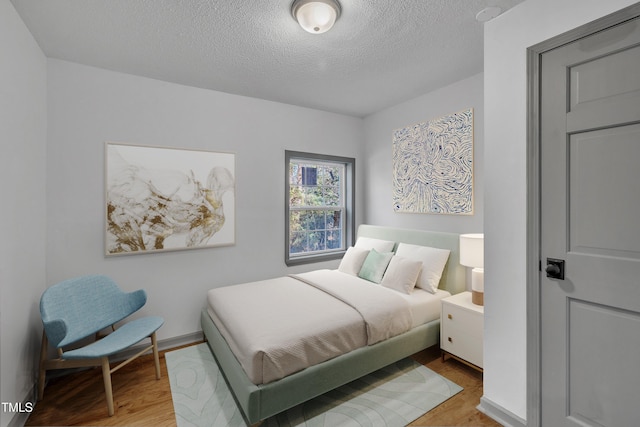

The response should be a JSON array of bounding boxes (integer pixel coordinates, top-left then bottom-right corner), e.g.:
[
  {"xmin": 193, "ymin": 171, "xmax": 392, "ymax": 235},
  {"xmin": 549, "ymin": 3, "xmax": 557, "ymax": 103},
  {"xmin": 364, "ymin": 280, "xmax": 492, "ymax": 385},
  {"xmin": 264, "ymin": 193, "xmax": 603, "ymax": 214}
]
[{"xmin": 285, "ymin": 151, "xmax": 355, "ymax": 266}]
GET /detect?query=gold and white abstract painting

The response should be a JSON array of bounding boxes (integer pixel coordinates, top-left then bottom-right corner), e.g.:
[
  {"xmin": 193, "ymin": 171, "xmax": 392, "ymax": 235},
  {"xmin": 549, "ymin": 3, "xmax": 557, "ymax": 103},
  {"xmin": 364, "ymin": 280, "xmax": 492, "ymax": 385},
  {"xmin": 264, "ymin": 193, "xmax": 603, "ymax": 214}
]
[
  {"xmin": 105, "ymin": 142, "xmax": 235, "ymax": 255},
  {"xmin": 392, "ymin": 108, "xmax": 473, "ymax": 215}
]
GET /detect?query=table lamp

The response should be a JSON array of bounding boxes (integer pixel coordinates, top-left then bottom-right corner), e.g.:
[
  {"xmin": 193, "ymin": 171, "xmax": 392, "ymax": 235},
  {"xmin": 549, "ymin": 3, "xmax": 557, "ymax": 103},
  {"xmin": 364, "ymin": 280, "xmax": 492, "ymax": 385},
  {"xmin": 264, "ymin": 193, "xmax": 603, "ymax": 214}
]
[{"xmin": 460, "ymin": 233, "xmax": 484, "ymax": 305}]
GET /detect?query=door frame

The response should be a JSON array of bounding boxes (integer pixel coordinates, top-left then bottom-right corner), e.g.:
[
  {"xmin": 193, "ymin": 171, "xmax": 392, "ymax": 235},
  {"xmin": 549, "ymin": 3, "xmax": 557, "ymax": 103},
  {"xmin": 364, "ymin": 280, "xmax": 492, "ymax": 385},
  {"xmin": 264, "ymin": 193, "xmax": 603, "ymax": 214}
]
[{"xmin": 526, "ymin": 3, "xmax": 640, "ymax": 426}]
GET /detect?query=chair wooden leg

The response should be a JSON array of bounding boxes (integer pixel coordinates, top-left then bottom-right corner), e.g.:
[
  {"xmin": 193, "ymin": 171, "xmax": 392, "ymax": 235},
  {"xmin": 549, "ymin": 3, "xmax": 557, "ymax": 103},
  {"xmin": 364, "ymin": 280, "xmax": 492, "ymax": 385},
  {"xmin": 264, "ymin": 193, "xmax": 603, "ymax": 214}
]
[
  {"xmin": 101, "ymin": 356, "xmax": 115, "ymax": 416},
  {"xmin": 151, "ymin": 332, "xmax": 161, "ymax": 380},
  {"xmin": 38, "ymin": 332, "xmax": 48, "ymax": 400}
]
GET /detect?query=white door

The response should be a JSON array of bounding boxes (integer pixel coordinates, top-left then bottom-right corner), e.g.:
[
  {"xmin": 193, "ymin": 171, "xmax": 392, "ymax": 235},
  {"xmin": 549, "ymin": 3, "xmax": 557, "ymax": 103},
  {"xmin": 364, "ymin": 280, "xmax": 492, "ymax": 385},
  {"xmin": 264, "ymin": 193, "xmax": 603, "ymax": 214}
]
[{"xmin": 539, "ymin": 15, "xmax": 640, "ymax": 426}]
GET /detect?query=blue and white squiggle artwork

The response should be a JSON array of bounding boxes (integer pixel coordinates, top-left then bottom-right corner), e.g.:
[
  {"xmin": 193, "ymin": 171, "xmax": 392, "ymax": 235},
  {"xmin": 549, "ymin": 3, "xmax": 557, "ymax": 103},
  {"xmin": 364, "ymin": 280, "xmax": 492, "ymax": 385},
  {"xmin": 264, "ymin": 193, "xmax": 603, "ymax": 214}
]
[{"xmin": 392, "ymin": 108, "xmax": 473, "ymax": 215}]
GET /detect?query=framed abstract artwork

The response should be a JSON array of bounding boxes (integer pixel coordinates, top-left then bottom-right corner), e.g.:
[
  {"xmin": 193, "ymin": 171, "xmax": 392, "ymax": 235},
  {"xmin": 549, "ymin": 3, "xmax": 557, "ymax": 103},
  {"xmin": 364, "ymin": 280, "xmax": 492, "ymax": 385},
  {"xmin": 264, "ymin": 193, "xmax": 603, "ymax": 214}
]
[
  {"xmin": 105, "ymin": 142, "xmax": 235, "ymax": 255},
  {"xmin": 392, "ymin": 108, "xmax": 474, "ymax": 215}
]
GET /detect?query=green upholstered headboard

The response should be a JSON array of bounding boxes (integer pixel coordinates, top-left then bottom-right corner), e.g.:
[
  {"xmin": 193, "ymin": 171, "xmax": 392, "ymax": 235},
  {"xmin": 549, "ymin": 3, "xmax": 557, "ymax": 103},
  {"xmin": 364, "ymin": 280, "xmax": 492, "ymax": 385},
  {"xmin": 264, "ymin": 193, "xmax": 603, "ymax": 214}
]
[{"xmin": 357, "ymin": 224, "xmax": 466, "ymax": 295}]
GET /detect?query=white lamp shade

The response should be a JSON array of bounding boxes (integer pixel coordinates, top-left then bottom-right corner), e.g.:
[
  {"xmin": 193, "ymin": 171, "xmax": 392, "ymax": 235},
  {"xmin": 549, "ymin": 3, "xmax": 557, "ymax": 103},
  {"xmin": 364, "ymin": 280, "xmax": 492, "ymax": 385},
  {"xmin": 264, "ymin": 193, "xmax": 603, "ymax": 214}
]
[
  {"xmin": 459, "ymin": 233, "xmax": 484, "ymax": 268},
  {"xmin": 293, "ymin": 0, "xmax": 340, "ymax": 34}
]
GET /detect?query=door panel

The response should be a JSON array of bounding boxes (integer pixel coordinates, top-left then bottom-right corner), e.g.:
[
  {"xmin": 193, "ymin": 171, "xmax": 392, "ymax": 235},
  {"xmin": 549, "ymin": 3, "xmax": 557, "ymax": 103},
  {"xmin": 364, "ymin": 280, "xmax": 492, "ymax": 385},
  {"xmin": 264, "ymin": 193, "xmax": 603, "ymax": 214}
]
[
  {"xmin": 570, "ymin": 44, "xmax": 640, "ymax": 108},
  {"xmin": 568, "ymin": 300, "xmax": 640, "ymax": 427},
  {"xmin": 540, "ymin": 15, "xmax": 640, "ymax": 427},
  {"xmin": 566, "ymin": 26, "xmax": 640, "ymax": 133},
  {"xmin": 570, "ymin": 124, "xmax": 640, "ymax": 258}
]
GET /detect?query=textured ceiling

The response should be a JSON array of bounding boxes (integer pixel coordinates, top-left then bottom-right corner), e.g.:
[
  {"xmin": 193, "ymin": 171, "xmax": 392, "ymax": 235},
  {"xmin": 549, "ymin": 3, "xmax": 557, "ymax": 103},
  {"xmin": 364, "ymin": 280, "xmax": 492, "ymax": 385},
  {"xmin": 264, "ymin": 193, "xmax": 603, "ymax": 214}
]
[{"xmin": 11, "ymin": 0, "xmax": 524, "ymax": 117}]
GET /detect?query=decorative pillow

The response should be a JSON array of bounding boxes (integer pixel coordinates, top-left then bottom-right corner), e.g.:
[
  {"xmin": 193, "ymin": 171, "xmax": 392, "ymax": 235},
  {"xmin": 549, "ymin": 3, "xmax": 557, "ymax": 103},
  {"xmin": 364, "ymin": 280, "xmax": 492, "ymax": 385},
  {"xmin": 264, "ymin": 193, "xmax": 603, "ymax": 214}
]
[
  {"xmin": 338, "ymin": 247, "xmax": 370, "ymax": 276},
  {"xmin": 354, "ymin": 237, "xmax": 395, "ymax": 253},
  {"xmin": 381, "ymin": 256, "xmax": 423, "ymax": 294},
  {"xmin": 394, "ymin": 243, "xmax": 450, "ymax": 293},
  {"xmin": 358, "ymin": 249, "xmax": 393, "ymax": 284}
]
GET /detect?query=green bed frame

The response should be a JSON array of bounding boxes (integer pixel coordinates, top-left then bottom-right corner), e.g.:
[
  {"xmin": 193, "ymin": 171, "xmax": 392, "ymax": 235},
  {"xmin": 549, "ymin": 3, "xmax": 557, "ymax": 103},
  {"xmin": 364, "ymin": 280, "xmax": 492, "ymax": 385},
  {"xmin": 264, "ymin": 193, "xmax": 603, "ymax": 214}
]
[{"xmin": 200, "ymin": 224, "xmax": 466, "ymax": 424}]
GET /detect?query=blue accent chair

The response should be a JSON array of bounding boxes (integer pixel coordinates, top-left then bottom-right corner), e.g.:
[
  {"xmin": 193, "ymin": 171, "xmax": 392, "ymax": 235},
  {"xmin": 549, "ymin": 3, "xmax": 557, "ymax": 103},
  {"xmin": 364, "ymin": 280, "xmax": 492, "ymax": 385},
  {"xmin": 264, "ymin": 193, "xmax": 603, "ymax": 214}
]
[{"xmin": 38, "ymin": 275, "xmax": 164, "ymax": 416}]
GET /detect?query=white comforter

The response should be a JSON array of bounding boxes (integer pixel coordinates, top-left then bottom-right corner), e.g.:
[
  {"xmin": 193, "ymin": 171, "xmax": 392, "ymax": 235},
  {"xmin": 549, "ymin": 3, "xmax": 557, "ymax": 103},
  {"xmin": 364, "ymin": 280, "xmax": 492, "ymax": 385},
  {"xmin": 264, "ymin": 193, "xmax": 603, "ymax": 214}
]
[
  {"xmin": 293, "ymin": 270, "xmax": 412, "ymax": 345},
  {"xmin": 207, "ymin": 269, "xmax": 413, "ymax": 385}
]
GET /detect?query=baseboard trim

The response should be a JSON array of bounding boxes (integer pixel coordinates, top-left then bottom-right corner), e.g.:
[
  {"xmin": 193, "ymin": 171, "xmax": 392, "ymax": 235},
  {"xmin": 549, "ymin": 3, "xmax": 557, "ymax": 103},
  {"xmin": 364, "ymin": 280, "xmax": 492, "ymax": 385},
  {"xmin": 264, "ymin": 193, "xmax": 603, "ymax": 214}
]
[
  {"xmin": 158, "ymin": 331, "xmax": 204, "ymax": 350},
  {"xmin": 478, "ymin": 396, "xmax": 527, "ymax": 427},
  {"xmin": 6, "ymin": 385, "xmax": 37, "ymax": 427}
]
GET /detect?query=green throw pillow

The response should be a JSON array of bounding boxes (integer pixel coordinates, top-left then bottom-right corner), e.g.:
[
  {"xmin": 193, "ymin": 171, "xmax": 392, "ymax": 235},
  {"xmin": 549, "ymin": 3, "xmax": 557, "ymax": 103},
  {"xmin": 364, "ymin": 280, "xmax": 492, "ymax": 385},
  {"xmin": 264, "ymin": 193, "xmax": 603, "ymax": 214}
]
[{"xmin": 358, "ymin": 248, "xmax": 393, "ymax": 283}]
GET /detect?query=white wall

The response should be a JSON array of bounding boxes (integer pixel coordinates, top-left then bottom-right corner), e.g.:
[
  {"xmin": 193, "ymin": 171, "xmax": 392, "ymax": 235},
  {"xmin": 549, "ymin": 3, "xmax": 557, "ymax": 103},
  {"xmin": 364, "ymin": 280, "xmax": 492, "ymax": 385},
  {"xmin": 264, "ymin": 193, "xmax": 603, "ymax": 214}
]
[
  {"xmin": 0, "ymin": 1, "xmax": 47, "ymax": 426},
  {"xmin": 10, "ymin": 1, "xmax": 637, "ymax": 424},
  {"xmin": 46, "ymin": 59, "xmax": 364, "ymax": 341},
  {"xmin": 483, "ymin": 0, "xmax": 639, "ymax": 421},
  {"xmin": 362, "ymin": 73, "xmax": 484, "ymax": 234}
]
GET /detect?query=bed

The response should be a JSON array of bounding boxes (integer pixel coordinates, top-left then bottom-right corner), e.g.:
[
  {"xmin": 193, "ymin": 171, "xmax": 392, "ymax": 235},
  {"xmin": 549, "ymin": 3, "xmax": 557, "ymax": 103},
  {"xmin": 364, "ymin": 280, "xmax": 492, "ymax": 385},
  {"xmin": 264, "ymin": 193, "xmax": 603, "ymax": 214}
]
[{"xmin": 200, "ymin": 224, "xmax": 466, "ymax": 424}]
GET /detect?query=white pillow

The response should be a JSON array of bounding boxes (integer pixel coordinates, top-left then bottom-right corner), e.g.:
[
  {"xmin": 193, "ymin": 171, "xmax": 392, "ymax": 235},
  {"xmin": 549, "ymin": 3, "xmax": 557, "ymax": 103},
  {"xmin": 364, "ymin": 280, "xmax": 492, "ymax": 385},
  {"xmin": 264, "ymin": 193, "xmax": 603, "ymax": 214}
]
[
  {"xmin": 338, "ymin": 247, "xmax": 370, "ymax": 276},
  {"xmin": 354, "ymin": 237, "xmax": 395, "ymax": 253},
  {"xmin": 395, "ymin": 243, "xmax": 450, "ymax": 293},
  {"xmin": 381, "ymin": 256, "xmax": 423, "ymax": 294}
]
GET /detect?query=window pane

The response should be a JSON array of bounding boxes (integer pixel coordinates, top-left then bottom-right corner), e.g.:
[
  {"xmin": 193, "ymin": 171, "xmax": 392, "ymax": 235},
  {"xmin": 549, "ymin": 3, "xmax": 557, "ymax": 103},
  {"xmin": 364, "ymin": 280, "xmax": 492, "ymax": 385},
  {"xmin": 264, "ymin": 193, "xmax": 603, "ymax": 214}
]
[
  {"xmin": 299, "ymin": 210, "xmax": 326, "ymax": 230},
  {"xmin": 301, "ymin": 166, "xmax": 317, "ymax": 186},
  {"xmin": 327, "ymin": 229, "xmax": 341, "ymax": 250},
  {"xmin": 319, "ymin": 165, "xmax": 341, "ymax": 187},
  {"xmin": 307, "ymin": 231, "xmax": 326, "ymax": 252},
  {"xmin": 289, "ymin": 230, "xmax": 328, "ymax": 253},
  {"xmin": 289, "ymin": 210, "xmax": 302, "ymax": 232},
  {"xmin": 290, "ymin": 185, "xmax": 303, "ymax": 207},
  {"xmin": 302, "ymin": 186, "xmax": 324, "ymax": 207},
  {"xmin": 289, "ymin": 231, "xmax": 305, "ymax": 254},
  {"xmin": 322, "ymin": 185, "xmax": 341, "ymax": 206},
  {"xmin": 326, "ymin": 210, "xmax": 341, "ymax": 229},
  {"xmin": 290, "ymin": 163, "xmax": 301, "ymax": 185}
]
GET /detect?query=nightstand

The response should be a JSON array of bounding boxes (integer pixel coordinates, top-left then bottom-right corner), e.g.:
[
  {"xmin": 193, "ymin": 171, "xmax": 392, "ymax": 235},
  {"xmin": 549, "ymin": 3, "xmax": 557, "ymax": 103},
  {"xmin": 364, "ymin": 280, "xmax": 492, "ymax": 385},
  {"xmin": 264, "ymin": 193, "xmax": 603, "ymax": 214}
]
[{"xmin": 440, "ymin": 291, "xmax": 483, "ymax": 371}]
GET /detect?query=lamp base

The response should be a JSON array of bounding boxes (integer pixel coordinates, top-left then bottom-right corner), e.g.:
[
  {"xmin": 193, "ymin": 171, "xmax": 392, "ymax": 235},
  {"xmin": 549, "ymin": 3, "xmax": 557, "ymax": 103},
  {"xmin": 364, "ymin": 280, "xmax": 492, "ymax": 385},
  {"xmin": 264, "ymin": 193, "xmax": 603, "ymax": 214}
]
[{"xmin": 472, "ymin": 290, "xmax": 484, "ymax": 306}]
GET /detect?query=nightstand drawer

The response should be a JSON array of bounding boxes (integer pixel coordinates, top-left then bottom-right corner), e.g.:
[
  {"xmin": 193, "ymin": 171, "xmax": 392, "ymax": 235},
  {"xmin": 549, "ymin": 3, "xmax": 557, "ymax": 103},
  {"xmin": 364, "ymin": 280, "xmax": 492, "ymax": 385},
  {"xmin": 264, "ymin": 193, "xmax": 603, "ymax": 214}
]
[
  {"xmin": 441, "ymin": 304, "xmax": 483, "ymax": 337},
  {"xmin": 441, "ymin": 327, "xmax": 483, "ymax": 368}
]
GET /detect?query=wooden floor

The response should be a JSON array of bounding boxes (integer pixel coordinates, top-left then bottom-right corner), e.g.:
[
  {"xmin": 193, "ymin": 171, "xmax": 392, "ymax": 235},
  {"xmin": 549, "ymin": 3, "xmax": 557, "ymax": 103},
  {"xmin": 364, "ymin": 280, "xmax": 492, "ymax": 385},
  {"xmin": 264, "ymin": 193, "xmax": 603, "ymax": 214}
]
[{"xmin": 26, "ymin": 343, "xmax": 501, "ymax": 427}]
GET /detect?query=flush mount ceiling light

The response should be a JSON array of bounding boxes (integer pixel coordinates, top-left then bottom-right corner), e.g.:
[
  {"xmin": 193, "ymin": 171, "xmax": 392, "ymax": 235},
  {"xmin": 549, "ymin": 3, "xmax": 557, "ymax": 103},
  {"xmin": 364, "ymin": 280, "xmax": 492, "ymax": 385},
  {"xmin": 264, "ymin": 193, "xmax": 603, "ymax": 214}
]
[{"xmin": 291, "ymin": 0, "xmax": 341, "ymax": 34}]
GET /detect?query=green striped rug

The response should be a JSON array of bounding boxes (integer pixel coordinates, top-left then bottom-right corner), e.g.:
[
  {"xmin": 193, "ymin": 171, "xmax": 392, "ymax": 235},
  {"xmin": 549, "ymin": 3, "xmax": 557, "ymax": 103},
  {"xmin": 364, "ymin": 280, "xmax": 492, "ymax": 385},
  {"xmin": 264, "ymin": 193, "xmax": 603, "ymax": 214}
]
[{"xmin": 166, "ymin": 343, "xmax": 462, "ymax": 427}]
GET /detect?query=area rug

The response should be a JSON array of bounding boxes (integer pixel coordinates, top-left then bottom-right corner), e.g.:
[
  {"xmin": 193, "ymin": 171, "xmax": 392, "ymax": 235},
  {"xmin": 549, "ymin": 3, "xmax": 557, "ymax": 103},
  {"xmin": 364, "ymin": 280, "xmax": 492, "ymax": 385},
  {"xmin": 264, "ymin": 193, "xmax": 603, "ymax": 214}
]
[{"xmin": 166, "ymin": 343, "xmax": 462, "ymax": 427}]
